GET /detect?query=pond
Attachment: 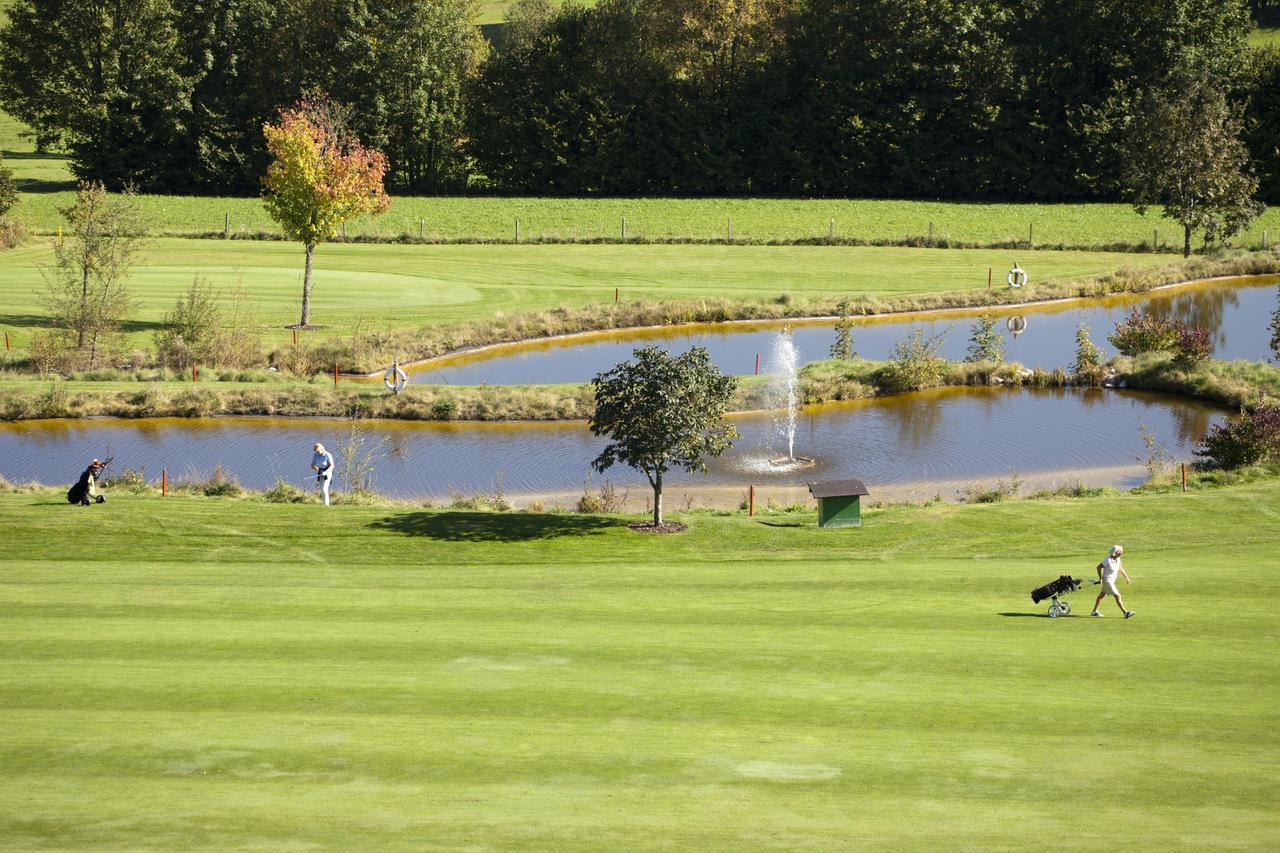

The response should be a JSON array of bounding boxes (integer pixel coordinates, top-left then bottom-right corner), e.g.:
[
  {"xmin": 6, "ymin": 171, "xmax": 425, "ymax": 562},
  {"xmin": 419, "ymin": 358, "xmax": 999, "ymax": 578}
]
[
  {"xmin": 409, "ymin": 276, "xmax": 1280, "ymax": 385},
  {"xmin": 0, "ymin": 388, "xmax": 1227, "ymax": 503}
]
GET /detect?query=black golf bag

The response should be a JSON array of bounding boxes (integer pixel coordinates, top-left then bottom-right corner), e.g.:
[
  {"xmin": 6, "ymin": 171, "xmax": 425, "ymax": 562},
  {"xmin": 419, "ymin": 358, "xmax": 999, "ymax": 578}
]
[
  {"xmin": 67, "ymin": 464, "xmax": 106, "ymax": 505},
  {"xmin": 1030, "ymin": 574, "xmax": 1085, "ymax": 617}
]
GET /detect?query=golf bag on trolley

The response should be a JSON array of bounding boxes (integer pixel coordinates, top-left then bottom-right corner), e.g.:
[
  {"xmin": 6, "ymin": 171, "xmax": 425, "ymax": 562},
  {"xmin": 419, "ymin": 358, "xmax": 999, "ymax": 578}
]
[{"xmin": 1031, "ymin": 574, "xmax": 1084, "ymax": 618}]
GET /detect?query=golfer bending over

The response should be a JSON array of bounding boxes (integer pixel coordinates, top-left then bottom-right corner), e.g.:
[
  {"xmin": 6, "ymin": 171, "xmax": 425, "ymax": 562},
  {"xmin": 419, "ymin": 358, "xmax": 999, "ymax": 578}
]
[
  {"xmin": 1092, "ymin": 545, "xmax": 1134, "ymax": 618},
  {"xmin": 311, "ymin": 442, "xmax": 334, "ymax": 506}
]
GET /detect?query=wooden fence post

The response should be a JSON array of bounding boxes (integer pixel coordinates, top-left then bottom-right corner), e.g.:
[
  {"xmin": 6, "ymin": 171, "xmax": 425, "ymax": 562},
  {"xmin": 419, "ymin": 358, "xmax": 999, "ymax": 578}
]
[
  {"xmin": 419, "ymin": 218, "xmax": 424, "ymax": 240},
  {"xmin": 1028, "ymin": 222, "xmax": 1034, "ymax": 247},
  {"xmin": 727, "ymin": 217, "xmax": 732, "ymax": 241},
  {"xmin": 224, "ymin": 210, "xmax": 230, "ymax": 238},
  {"xmin": 829, "ymin": 218, "xmax": 834, "ymax": 240},
  {"xmin": 1182, "ymin": 463, "xmax": 1188, "ymax": 493},
  {"xmin": 754, "ymin": 353, "xmax": 760, "ymax": 375},
  {"xmin": 515, "ymin": 218, "xmax": 520, "ymax": 243},
  {"xmin": 621, "ymin": 217, "xmax": 626, "ymax": 241},
  {"xmin": 334, "ymin": 364, "xmax": 339, "ymax": 388},
  {"xmin": 927, "ymin": 221, "xmax": 933, "ymax": 244}
]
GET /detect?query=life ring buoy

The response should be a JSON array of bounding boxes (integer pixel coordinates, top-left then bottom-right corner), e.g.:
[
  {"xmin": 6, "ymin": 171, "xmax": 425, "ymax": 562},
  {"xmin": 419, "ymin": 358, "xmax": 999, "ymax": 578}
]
[
  {"xmin": 384, "ymin": 362, "xmax": 407, "ymax": 394},
  {"xmin": 1007, "ymin": 316, "xmax": 1027, "ymax": 335},
  {"xmin": 1007, "ymin": 265, "xmax": 1028, "ymax": 288}
]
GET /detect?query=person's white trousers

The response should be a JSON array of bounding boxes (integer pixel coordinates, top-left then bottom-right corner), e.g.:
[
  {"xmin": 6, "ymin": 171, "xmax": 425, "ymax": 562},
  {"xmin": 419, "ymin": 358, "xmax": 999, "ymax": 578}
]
[{"xmin": 320, "ymin": 474, "xmax": 331, "ymax": 506}]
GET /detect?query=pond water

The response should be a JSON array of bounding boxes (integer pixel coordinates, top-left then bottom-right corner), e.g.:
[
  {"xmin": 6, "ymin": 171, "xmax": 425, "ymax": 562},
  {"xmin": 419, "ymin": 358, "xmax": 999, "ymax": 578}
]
[
  {"xmin": 0, "ymin": 388, "xmax": 1226, "ymax": 501},
  {"xmin": 410, "ymin": 277, "xmax": 1280, "ymax": 385}
]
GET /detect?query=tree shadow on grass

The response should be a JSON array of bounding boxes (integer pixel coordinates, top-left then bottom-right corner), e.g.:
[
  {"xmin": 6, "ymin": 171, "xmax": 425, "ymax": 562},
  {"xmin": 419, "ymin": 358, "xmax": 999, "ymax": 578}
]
[{"xmin": 367, "ymin": 510, "xmax": 624, "ymax": 542}]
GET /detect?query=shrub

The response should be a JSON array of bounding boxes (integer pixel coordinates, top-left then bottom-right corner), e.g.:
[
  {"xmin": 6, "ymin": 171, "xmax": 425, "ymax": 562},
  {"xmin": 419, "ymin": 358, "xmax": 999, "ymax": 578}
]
[
  {"xmin": 964, "ymin": 315, "xmax": 1004, "ymax": 363},
  {"xmin": 1196, "ymin": 404, "xmax": 1280, "ymax": 469},
  {"xmin": 1071, "ymin": 323, "xmax": 1108, "ymax": 387},
  {"xmin": 431, "ymin": 399, "xmax": 457, "ymax": 419},
  {"xmin": 1108, "ymin": 309, "xmax": 1181, "ymax": 355},
  {"xmin": 200, "ymin": 464, "xmax": 243, "ymax": 497},
  {"xmin": 101, "ymin": 467, "xmax": 150, "ymax": 494},
  {"xmin": 1173, "ymin": 325, "xmax": 1211, "ymax": 367},
  {"xmin": 263, "ymin": 479, "xmax": 311, "ymax": 503},
  {"xmin": 155, "ymin": 277, "xmax": 221, "ymax": 369},
  {"xmin": 879, "ymin": 329, "xmax": 948, "ymax": 392}
]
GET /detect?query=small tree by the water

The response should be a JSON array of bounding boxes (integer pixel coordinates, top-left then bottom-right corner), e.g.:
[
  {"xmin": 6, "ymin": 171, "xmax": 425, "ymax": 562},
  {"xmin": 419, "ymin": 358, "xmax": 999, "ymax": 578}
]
[
  {"xmin": 1124, "ymin": 77, "xmax": 1265, "ymax": 257},
  {"xmin": 1270, "ymin": 289, "xmax": 1280, "ymax": 363},
  {"xmin": 964, "ymin": 315, "xmax": 1004, "ymax": 363},
  {"xmin": 40, "ymin": 182, "xmax": 145, "ymax": 367},
  {"xmin": 589, "ymin": 346, "xmax": 737, "ymax": 528},
  {"xmin": 262, "ymin": 93, "xmax": 391, "ymax": 328},
  {"xmin": 830, "ymin": 300, "xmax": 857, "ymax": 360},
  {"xmin": 1071, "ymin": 323, "xmax": 1107, "ymax": 386},
  {"xmin": 881, "ymin": 329, "xmax": 947, "ymax": 391}
]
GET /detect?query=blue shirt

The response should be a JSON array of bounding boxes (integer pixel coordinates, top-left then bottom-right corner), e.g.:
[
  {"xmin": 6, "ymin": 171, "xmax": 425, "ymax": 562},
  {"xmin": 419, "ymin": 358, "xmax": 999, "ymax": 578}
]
[{"xmin": 312, "ymin": 450, "xmax": 333, "ymax": 475}]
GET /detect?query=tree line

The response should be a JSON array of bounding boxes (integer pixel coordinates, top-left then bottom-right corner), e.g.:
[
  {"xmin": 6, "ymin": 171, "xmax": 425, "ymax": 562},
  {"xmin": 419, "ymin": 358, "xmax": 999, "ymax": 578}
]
[{"xmin": 2, "ymin": 0, "xmax": 1279, "ymax": 202}]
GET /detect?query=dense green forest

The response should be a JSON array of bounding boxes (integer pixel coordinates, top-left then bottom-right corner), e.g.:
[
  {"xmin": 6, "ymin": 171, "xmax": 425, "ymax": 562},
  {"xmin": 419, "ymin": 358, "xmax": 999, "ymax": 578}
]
[{"xmin": 1, "ymin": 0, "xmax": 1278, "ymax": 201}]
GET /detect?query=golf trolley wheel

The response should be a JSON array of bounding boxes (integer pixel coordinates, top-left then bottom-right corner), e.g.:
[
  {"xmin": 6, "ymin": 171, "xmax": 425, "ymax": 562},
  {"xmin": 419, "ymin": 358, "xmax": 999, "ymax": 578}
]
[
  {"xmin": 1048, "ymin": 604, "xmax": 1060, "ymax": 618},
  {"xmin": 1058, "ymin": 601, "xmax": 1072, "ymax": 616}
]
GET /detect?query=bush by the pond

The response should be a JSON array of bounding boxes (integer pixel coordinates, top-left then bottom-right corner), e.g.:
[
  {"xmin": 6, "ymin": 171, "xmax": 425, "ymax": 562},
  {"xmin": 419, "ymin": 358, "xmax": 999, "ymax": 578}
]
[
  {"xmin": 879, "ymin": 329, "xmax": 949, "ymax": 392},
  {"xmin": 1108, "ymin": 309, "xmax": 1182, "ymax": 355},
  {"xmin": 1196, "ymin": 403, "xmax": 1280, "ymax": 469},
  {"xmin": 262, "ymin": 480, "xmax": 314, "ymax": 503}
]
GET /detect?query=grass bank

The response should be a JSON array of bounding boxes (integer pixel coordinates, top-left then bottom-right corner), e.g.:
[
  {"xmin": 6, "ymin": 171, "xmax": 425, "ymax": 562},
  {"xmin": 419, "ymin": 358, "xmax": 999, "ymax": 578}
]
[
  {"xmin": 9, "ymin": 348, "xmax": 1272, "ymax": 423},
  {"xmin": 0, "ymin": 483, "xmax": 1277, "ymax": 848}
]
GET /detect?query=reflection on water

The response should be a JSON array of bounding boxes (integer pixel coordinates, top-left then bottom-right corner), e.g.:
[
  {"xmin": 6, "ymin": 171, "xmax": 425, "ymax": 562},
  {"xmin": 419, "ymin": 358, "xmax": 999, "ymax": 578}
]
[
  {"xmin": 0, "ymin": 388, "xmax": 1228, "ymax": 499},
  {"xmin": 410, "ymin": 277, "xmax": 1280, "ymax": 385}
]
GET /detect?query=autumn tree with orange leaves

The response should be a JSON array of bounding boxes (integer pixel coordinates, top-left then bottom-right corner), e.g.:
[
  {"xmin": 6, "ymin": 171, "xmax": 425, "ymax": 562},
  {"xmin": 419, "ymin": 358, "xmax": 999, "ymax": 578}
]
[{"xmin": 262, "ymin": 94, "xmax": 391, "ymax": 328}]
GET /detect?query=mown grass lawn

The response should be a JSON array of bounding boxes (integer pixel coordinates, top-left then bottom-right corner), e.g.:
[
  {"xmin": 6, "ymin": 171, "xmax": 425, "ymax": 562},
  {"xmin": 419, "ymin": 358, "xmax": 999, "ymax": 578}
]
[
  {"xmin": 0, "ymin": 482, "xmax": 1277, "ymax": 848},
  {"xmin": 0, "ymin": 238, "xmax": 1176, "ymax": 349}
]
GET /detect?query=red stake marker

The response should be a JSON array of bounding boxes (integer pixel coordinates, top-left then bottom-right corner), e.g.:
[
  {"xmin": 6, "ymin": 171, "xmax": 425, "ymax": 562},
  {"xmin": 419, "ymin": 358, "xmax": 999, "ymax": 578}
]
[
  {"xmin": 749, "ymin": 484, "xmax": 755, "ymax": 517},
  {"xmin": 162, "ymin": 468, "xmax": 167, "ymax": 497}
]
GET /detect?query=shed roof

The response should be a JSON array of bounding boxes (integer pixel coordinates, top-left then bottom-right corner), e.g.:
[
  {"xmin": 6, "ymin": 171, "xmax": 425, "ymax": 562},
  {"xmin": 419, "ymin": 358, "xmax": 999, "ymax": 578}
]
[{"xmin": 808, "ymin": 479, "xmax": 870, "ymax": 498}]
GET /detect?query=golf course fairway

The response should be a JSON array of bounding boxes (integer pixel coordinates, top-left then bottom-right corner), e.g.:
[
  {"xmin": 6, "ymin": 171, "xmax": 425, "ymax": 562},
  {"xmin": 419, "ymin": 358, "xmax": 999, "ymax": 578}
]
[{"xmin": 0, "ymin": 483, "xmax": 1277, "ymax": 849}]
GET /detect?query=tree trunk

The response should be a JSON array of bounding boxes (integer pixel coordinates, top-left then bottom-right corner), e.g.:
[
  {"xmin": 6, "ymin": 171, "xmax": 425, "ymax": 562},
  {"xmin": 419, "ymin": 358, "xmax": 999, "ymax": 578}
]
[
  {"xmin": 299, "ymin": 243, "xmax": 315, "ymax": 327},
  {"xmin": 1184, "ymin": 225, "xmax": 1192, "ymax": 258},
  {"xmin": 653, "ymin": 471, "xmax": 663, "ymax": 527},
  {"xmin": 78, "ymin": 266, "xmax": 90, "ymax": 349}
]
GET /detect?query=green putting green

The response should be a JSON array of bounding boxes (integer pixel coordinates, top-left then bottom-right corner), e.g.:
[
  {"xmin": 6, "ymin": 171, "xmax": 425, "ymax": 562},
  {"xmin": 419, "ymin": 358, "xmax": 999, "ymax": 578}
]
[
  {"xmin": 0, "ymin": 483, "xmax": 1276, "ymax": 848},
  {"xmin": 0, "ymin": 237, "xmax": 1176, "ymax": 347}
]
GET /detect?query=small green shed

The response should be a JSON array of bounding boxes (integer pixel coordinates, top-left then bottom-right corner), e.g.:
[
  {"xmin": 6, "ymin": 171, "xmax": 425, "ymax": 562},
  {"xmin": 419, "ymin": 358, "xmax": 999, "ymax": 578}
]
[{"xmin": 808, "ymin": 479, "xmax": 870, "ymax": 528}]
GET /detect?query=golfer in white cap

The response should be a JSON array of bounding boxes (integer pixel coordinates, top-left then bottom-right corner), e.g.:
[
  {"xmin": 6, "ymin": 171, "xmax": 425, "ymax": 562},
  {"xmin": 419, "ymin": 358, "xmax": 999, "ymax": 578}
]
[{"xmin": 1092, "ymin": 545, "xmax": 1134, "ymax": 618}]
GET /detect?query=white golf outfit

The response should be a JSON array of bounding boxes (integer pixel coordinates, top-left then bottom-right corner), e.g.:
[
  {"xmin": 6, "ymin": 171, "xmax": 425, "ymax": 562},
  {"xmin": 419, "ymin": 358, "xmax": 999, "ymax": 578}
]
[
  {"xmin": 1099, "ymin": 555, "xmax": 1122, "ymax": 596},
  {"xmin": 312, "ymin": 449, "xmax": 334, "ymax": 506}
]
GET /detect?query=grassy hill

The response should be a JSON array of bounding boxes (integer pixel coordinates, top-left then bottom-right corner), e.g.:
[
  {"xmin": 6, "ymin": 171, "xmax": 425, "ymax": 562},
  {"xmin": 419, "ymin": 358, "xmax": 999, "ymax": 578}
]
[{"xmin": 0, "ymin": 482, "xmax": 1277, "ymax": 847}]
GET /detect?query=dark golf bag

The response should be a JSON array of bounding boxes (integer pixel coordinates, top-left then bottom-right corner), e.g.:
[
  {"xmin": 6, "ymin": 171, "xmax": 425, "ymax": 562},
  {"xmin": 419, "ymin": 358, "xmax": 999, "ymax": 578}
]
[
  {"xmin": 67, "ymin": 465, "xmax": 105, "ymax": 505},
  {"xmin": 1031, "ymin": 575, "xmax": 1081, "ymax": 604}
]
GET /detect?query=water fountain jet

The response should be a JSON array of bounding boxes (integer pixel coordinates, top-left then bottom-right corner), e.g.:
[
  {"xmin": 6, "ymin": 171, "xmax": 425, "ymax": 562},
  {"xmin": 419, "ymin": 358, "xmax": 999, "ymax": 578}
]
[{"xmin": 767, "ymin": 327, "xmax": 815, "ymax": 470}]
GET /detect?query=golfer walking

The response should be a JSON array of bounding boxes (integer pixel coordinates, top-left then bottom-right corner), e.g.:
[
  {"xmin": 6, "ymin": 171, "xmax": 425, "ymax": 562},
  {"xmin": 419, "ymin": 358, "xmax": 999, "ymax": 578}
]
[
  {"xmin": 1092, "ymin": 545, "xmax": 1135, "ymax": 618},
  {"xmin": 311, "ymin": 442, "xmax": 334, "ymax": 506}
]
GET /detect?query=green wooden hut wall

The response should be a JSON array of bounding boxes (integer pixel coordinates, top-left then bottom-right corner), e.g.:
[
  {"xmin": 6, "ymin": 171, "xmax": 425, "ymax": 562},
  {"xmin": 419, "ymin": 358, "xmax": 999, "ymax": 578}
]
[{"xmin": 817, "ymin": 494, "xmax": 862, "ymax": 528}]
